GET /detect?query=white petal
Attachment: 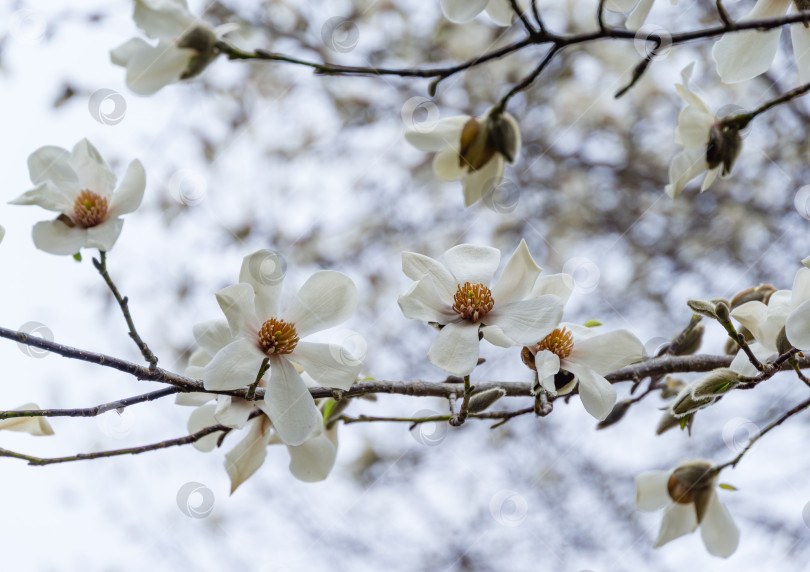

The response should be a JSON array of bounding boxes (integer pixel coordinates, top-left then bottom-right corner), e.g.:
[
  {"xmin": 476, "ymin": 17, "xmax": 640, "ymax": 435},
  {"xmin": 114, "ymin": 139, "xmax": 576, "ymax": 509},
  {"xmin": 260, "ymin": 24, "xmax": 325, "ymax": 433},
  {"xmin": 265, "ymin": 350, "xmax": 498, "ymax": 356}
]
[
  {"xmin": 216, "ymin": 283, "xmax": 260, "ymax": 338},
  {"xmin": 401, "ymin": 251, "xmax": 457, "ymax": 301},
  {"xmin": 626, "ymin": 0, "xmax": 654, "ymax": 29},
  {"xmin": 485, "ymin": 295, "xmax": 564, "ymax": 346},
  {"xmin": 121, "ymin": 41, "xmax": 195, "ymax": 96},
  {"xmin": 433, "ymin": 147, "xmax": 466, "ymax": 181},
  {"xmin": 175, "ymin": 392, "xmax": 214, "ymax": 406},
  {"xmin": 606, "ymin": 0, "xmax": 638, "ymax": 11},
  {"xmin": 635, "ymin": 470, "xmax": 673, "ymax": 511},
  {"xmin": 443, "ymin": 244, "xmax": 500, "ymax": 285},
  {"xmin": 405, "ymin": 116, "xmax": 467, "ymax": 152},
  {"xmin": 31, "ymin": 220, "xmax": 87, "ymax": 255},
  {"xmin": 440, "ymin": 0, "xmax": 491, "ymax": 23},
  {"xmin": 238, "ymin": 249, "xmax": 284, "ymax": 319},
  {"xmin": 665, "ymin": 149, "xmax": 707, "ymax": 199},
  {"xmin": 491, "ymin": 239, "xmax": 542, "ymax": 304},
  {"xmin": 0, "ymin": 403, "xmax": 55, "ymax": 436},
  {"xmin": 262, "ymin": 356, "xmax": 322, "ymax": 446},
  {"xmin": 69, "ymin": 139, "xmax": 116, "ymax": 197},
  {"xmin": 203, "ymin": 338, "xmax": 265, "ymax": 391},
  {"xmin": 111, "ymin": 38, "xmax": 149, "ymax": 66},
  {"xmin": 786, "ymin": 299, "xmax": 810, "ymax": 350},
  {"xmin": 286, "ymin": 428, "xmax": 338, "ymax": 482},
  {"xmin": 109, "ymin": 160, "xmax": 146, "ymax": 217},
  {"xmin": 85, "ymin": 218, "xmax": 124, "ymax": 252},
  {"xmin": 566, "ymin": 329, "xmax": 645, "ymax": 375},
  {"xmin": 397, "ymin": 279, "xmax": 457, "ymax": 324},
  {"xmin": 284, "ymin": 271, "xmax": 358, "ymax": 337},
  {"xmin": 534, "ymin": 350, "xmax": 561, "ymax": 394},
  {"xmin": 462, "ymin": 154, "xmax": 503, "ymax": 207},
  {"xmin": 700, "ymin": 492, "xmax": 740, "ymax": 558},
  {"xmin": 791, "ymin": 267, "xmax": 810, "ymax": 309},
  {"xmin": 134, "ymin": 0, "xmax": 195, "ymax": 41},
  {"xmin": 484, "ymin": 0, "xmax": 514, "ymax": 27},
  {"xmin": 566, "ymin": 363, "xmax": 617, "ymax": 420},
  {"xmin": 9, "ymin": 182, "xmax": 73, "ymax": 213},
  {"xmin": 293, "ymin": 341, "xmax": 361, "ymax": 390},
  {"xmin": 428, "ymin": 321, "xmax": 481, "ymax": 376},
  {"xmin": 532, "ymin": 273, "xmax": 574, "ymax": 304},
  {"xmin": 192, "ymin": 320, "xmax": 234, "ymax": 357},
  {"xmin": 26, "ymin": 145, "xmax": 79, "ymax": 192},
  {"xmin": 225, "ymin": 416, "xmax": 273, "ymax": 493},
  {"xmin": 676, "ymin": 106, "xmax": 714, "ymax": 150},
  {"xmin": 654, "ymin": 502, "xmax": 698, "ymax": 547},
  {"xmin": 187, "ymin": 404, "xmax": 223, "ymax": 452},
  {"xmin": 0, "ymin": 225, "xmax": 4, "ymax": 244},
  {"xmin": 214, "ymin": 395, "xmax": 254, "ymax": 429}
]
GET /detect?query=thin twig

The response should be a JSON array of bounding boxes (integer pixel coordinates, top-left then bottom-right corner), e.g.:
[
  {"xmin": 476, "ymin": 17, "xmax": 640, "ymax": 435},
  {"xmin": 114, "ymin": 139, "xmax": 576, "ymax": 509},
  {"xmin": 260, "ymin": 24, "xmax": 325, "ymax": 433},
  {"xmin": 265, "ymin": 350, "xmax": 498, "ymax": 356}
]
[{"xmin": 0, "ymin": 388, "xmax": 179, "ymax": 420}]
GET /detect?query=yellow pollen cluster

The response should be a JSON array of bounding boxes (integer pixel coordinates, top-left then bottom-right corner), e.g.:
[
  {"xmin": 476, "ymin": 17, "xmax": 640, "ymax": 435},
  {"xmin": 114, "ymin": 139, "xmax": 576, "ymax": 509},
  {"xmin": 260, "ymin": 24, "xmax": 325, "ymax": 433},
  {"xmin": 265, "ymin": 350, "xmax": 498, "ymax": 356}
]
[
  {"xmin": 258, "ymin": 318, "xmax": 299, "ymax": 355},
  {"xmin": 72, "ymin": 190, "xmax": 109, "ymax": 228},
  {"xmin": 534, "ymin": 327, "xmax": 574, "ymax": 360},
  {"xmin": 452, "ymin": 282, "xmax": 494, "ymax": 323}
]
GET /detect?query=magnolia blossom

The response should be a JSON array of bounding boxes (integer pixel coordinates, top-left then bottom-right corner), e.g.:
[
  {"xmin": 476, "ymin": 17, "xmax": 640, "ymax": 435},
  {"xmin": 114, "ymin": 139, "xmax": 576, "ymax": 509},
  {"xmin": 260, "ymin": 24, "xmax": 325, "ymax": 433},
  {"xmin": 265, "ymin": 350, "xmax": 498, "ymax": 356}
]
[
  {"xmin": 10, "ymin": 139, "xmax": 145, "ymax": 255},
  {"xmin": 784, "ymin": 266, "xmax": 810, "ymax": 351},
  {"xmin": 440, "ymin": 0, "xmax": 516, "ymax": 26},
  {"xmin": 178, "ymin": 321, "xmax": 339, "ymax": 490},
  {"xmin": 111, "ymin": 0, "xmax": 232, "ymax": 95},
  {"xmin": 666, "ymin": 63, "xmax": 741, "ymax": 199},
  {"xmin": 636, "ymin": 460, "xmax": 739, "ymax": 557},
  {"xmin": 202, "ymin": 250, "xmax": 361, "ymax": 446},
  {"xmin": 405, "ymin": 108, "xmax": 521, "ymax": 207},
  {"xmin": 0, "ymin": 404, "xmax": 55, "ymax": 436},
  {"xmin": 526, "ymin": 323, "xmax": 645, "ymax": 420},
  {"xmin": 605, "ymin": 0, "xmax": 678, "ymax": 29},
  {"xmin": 398, "ymin": 240, "xmax": 564, "ymax": 376},
  {"xmin": 713, "ymin": 0, "xmax": 810, "ymax": 84}
]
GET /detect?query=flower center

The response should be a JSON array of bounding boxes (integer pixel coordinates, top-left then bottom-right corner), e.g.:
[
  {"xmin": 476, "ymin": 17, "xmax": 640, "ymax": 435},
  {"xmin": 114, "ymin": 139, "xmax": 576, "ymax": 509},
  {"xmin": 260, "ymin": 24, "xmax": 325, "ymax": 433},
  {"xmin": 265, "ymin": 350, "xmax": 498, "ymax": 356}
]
[
  {"xmin": 72, "ymin": 190, "xmax": 109, "ymax": 228},
  {"xmin": 258, "ymin": 318, "xmax": 299, "ymax": 355},
  {"xmin": 452, "ymin": 282, "xmax": 494, "ymax": 323},
  {"xmin": 667, "ymin": 473, "xmax": 694, "ymax": 505},
  {"xmin": 534, "ymin": 327, "xmax": 574, "ymax": 360}
]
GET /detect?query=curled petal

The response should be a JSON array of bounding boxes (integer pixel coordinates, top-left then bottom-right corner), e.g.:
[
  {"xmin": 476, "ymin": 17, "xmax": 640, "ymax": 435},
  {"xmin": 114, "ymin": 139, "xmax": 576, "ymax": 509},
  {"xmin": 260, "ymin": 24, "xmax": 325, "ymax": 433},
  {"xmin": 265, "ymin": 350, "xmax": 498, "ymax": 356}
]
[
  {"xmin": 566, "ymin": 363, "xmax": 617, "ymax": 420},
  {"xmin": 0, "ymin": 404, "xmax": 55, "ymax": 436},
  {"xmin": 491, "ymin": 239, "xmax": 543, "ymax": 305},
  {"xmin": 109, "ymin": 160, "xmax": 146, "ymax": 217},
  {"xmin": 187, "ymin": 404, "xmax": 223, "ymax": 452}
]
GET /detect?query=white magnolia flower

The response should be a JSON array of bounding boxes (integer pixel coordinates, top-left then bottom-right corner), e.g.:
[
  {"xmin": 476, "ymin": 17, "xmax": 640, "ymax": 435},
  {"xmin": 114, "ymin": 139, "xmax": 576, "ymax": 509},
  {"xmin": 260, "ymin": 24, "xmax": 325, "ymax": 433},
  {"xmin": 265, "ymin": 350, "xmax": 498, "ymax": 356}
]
[
  {"xmin": 178, "ymin": 322, "xmax": 339, "ymax": 490},
  {"xmin": 713, "ymin": 0, "xmax": 810, "ymax": 84},
  {"xmin": 605, "ymin": 0, "xmax": 678, "ymax": 29},
  {"xmin": 526, "ymin": 323, "xmax": 645, "ymax": 420},
  {"xmin": 440, "ymin": 0, "xmax": 516, "ymax": 26},
  {"xmin": 0, "ymin": 404, "xmax": 55, "ymax": 436},
  {"xmin": 111, "ymin": 0, "xmax": 232, "ymax": 95},
  {"xmin": 783, "ymin": 267, "xmax": 810, "ymax": 351},
  {"xmin": 405, "ymin": 108, "xmax": 521, "ymax": 207},
  {"xmin": 202, "ymin": 250, "xmax": 360, "ymax": 446},
  {"xmin": 398, "ymin": 240, "xmax": 564, "ymax": 376},
  {"xmin": 636, "ymin": 460, "xmax": 739, "ymax": 557},
  {"xmin": 10, "ymin": 139, "xmax": 145, "ymax": 255},
  {"xmin": 666, "ymin": 63, "xmax": 741, "ymax": 199}
]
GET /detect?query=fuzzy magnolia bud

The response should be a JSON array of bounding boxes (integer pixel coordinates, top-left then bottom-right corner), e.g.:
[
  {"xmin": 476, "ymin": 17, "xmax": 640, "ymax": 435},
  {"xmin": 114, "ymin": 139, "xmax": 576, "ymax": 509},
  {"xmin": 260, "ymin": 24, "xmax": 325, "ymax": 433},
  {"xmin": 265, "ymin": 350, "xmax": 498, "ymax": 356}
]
[
  {"xmin": 670, "ymin": 382, "xmax": 717, "ymax": 418},
  {"xmin": 730, "ymin": 284, "xmax": 777, "ymax": 309},
  {"xmin": 690, "ymin": 368, "xmax": 739, "ymax": 399},
  {"xmin": 597, "ymin": 399, "xmax": 632, "ymax": 430},
  {"xmin": 468, "ymin": 387, "xmax": 507, "ymax": 413},
  {"xmin": 655, "ymin": 410, "xmax": 682, "ymax": 435},
  {"xmin": 713, "ymin": 298, "xmax": 731, "ymax": 322},
  {"xmin": 673, "ymin": 323, "xmax": 704, "ymax": 356},
  {"xmin": 687, "ymin": 299, "xmax": 717, "ymax": 319},
  {"xmin": 706, "ymin": 122, "xmax": 742, "ymax": 176},
  {"xmin": 177, "ymin": 25, "xmax": 219, "ymax": 79}
]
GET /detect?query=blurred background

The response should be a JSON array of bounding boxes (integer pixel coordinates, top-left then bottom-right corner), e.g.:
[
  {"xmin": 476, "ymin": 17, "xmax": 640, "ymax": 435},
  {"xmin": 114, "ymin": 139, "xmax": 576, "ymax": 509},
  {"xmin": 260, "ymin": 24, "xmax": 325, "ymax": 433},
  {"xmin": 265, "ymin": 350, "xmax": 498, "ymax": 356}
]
[{"xmin": 1, "ymin": 0, "xmax": 809, "ymax": 570}]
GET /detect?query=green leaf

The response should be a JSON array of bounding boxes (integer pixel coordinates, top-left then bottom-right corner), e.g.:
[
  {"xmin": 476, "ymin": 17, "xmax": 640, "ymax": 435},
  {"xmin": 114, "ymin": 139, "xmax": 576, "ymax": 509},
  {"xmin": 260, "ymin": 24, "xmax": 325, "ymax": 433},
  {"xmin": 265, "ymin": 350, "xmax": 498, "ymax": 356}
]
[
  {"xmin": 713, "ymin": 381, "xmax": 730, "ymax": 394},
  {"xmin": 72, "ymin": 252, "xmax": 82, "ymax": 262},
  {"xmin": 322, "ymin": 399, "xmax": 337, "ymax": 424},
  {"xmin": 679, "ymin": 415, "xmax": 690, "ymax": 430},
  {"xmin": 718, "ymin": 483, "xmax": 738, "ymax": 491},
  {"xmin": 584, "ymin": 320, "xmax": 602, "ymax": 328},
  {"xmin": 360, "ymin": 376, "xmax": 375, "ymax": 382}
]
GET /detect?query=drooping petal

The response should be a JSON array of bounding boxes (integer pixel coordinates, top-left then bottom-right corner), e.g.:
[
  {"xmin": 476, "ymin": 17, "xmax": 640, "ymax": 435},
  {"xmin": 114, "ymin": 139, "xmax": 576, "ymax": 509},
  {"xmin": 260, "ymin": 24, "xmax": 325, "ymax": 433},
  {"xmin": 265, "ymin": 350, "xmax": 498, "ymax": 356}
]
[
  {"xmin": 192, "ymin": 320, "xmax": 234, "ymax": 357},
  {"xmin": 635, "ymin": 470, "xmax": 673, "ymax": 511},
  {"xmin": 786, "ymin": 299, "xmax": 810, "ymax": 350},
  {"xmin": 111, "ymin": 38, "xmax": 150, "ymax": 67},
  {"xmin": 85, "ymin": 218, "xmax": 124, "ymax": 252},
  {"xmin": 440, "ymin": 0, "xmax": 491, "ymax": 23},
  {"xmin": 216, "ymin": 283, "xmax": 260, "ymax": 338},
  {"xmin": 108, "ymin": 160, "xmax": 146, "ymax": 217},
  {"xmin": 443, "ymin": 244, "xmax": 500, "ymax": 286},
  {"xmin": 532, "ymin": 273, "xmax": 574, "ymax": 304},
  {"xmin": 69, "ymin": 139, "xmax": 117, "ymax": 198},
  {"xmin": 666, "ymin": 149, "xmax": 707, "ymax": 199},
  {"xmin": 675, "ymin": 105, "xmax": 714, "ymax": 150},
  {"xmin": 654, "ymin": 502, "xmax": 699, "ymax": 547},
  {"xmin": 187, "ymin": 404, "xmax": 223, "ymax": 452},
  {"xmin": 566, "ymin": 327, "xmax": 645, "ymax": 375},
  {"xmin": 202, "ymin": 338, "xmax": 265, "ymax": 391},
  {"xmin": 397, "ymin": 279, "xmax": 457, "ymax": 324},
  {"xmin": 31, "ymin": 220, "xmax": 87, "ymax": 255},
  {"xmin": 262, "ymin": 356, "xmax": 322, "ymax": 446},
  {"xmin": 214, "ymin": 395, "xmax": 255, "ymax": 429},
  {"xmin": 565, "ymin": 364, "xmax": 617, "ymax": 420},
  {"xmin": 287, "ymin": 428, "xmax": 338, "ymax": 482},
  {"xmin": 491, "ymin": 239, "xmax": 543, "ymax": 305},
  {"xmin": 0, "ymin": 404, "xmax": 55, "ymax": 436},
  {"xmin": 484, "ymin": 295, "xmax": 564, "ymax": 346},
  {"xmin": 534, "ymin": 350, "xmax": 561, "ymax": 394},
  {"xmin": 9, "ymin": 182, "xmax": 74, "ymax": 213},
  {"xmin": 427, "ymin": 321, "xmax": 481, "ymax": 376},
  {"xmin": 404, "ymin": 116, "xmax": 468, "ymax": 151},
  {"xmin": 792, "ymin": 22, "xmax": 810, "ymax": 84},
  {"xmin": 433, "ymin": 147, "xmax": 466, "ymax": 181},
  {"xmin": 225, "ymin": 416, "xmax": 273, "ymax": 493},
  {"xmin": 700, "ymin": 492, "xmax": 740, "ymax": 558},
  {"xmin": 711, "ymin": 0, "xmax": 791, "ymax": 83},
  {"xmin": 292, "ymin": 341, "xmax": 361, "ymax": 390},
  {"xmin": 120, "ymin": 41, "xmax": 195, "ymax": 96},
  {"xmin": 134, "ymin": 0, "xmax": 196, "ymax": 41},
  {"xmin": 462, "ymin": 154, "xmax": 504, "ymax": 207},
  {"xmin": 401, "ymin": 251, "xmax": 457, "ymax": 301},
  {"xmin": 238, "ymin": 249, "xmax": 284, "ymax": 319},
  {"xmin": 484, "ymin": 0, "xmax": 514, "ymax": 27},
  {"xmin": 283, "ymin": 271, "xmax": 358, "ymax": 337}
]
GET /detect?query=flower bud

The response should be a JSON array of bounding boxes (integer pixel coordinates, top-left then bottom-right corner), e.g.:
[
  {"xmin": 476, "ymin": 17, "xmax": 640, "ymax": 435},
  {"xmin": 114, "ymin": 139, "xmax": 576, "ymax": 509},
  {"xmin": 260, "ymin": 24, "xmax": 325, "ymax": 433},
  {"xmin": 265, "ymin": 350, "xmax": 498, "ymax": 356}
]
[
  {"xmin": 673, "ymin": 323, "xmax": 704, "ymax": 356},
  {"xmin": 596, "ymin": 399, "xmax": 632, "ymax": 430},
  {"xmin": 661, "ymin": 376, "xmax": 685, "ymax": 398},
  {"xmin": 730, "ymin": 284, "xmax": 776, "ymax": 309},
  {"xmin": 177, "ymin": 25, "xmax": 219, "ymax": 79},
  {"xmin": 690, "ymin": 368, "xmax": 738, "ymax": 399},
  {"xmin": 468, "ymin": 387, "xmax": 507, "ymax": 413},
  {"xmin": 655, "ymin": 410, "xmax": 681, "ymax": 434},
  {"xmin": 706, "ymin": 122, "xmax": 742, "ymax": 176},
  {"xmin": 687, "ymin": 299, "xmax": 717, "ymax": 319},
  {"xmin": 670, "ymin": 382, "xmax": 717, "ymax": 418},
  {"xmin": 713, "ymin": 298, "xmax": 731, "ymax": 322}
]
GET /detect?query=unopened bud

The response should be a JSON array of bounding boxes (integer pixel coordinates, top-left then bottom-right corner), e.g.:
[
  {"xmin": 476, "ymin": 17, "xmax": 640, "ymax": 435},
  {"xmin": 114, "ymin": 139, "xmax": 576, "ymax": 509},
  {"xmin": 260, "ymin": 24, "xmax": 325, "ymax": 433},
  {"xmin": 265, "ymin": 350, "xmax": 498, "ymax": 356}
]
[
  {"xmin": 730, "ymin": 284, "xmax": 777, "ymax": 309},
  {"xmin": 673, "ymin": 323, "xmax": 704, "ymax": 356},
  {"xmin": 670, "ymin": 381, "xmax": 717, "ymax": 418},
  {"xmin": 690, "ymin": 368, "xmax": 738, "ymax": 399},
  {"xmin": 655, "ymin": 410, "xmax": 681, "ymax": 434},
  {"xmin": 687, "ymin": 299, "xmax": 717, "ymax": 319},
  {"xmin": 713, "ymin": 299, "xmax": 731, "ymax": 322},
  {"xmin": 177, "ymin": 25, "xmax": 219, "ymax": 79},
  {"xmin": 597, "ymin": 399, "xmax": 632, "ymax": 430},
  {"xmin": 468, "ymin": 387, "xmax": 507, "ymax": 413},
  {"xmin": 661, "ymin": 376, "xmax": 685, "ymax": 399},
  {"xmin": 706, "ymin": 122, "xmax": 742, "ymax": 176}
]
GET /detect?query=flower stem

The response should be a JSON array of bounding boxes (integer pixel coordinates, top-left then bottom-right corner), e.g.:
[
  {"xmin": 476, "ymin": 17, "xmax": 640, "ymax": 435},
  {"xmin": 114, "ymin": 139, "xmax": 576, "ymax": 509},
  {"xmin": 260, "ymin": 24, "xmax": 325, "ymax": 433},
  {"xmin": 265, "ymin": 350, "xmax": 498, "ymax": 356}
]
[
  {"xmin": 449, "ymin": 375, "xmax": 473, "ymax": 426},
  {"xmin": 245, "ymin": 357, "xmax": 270, "ymax": 401}
]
